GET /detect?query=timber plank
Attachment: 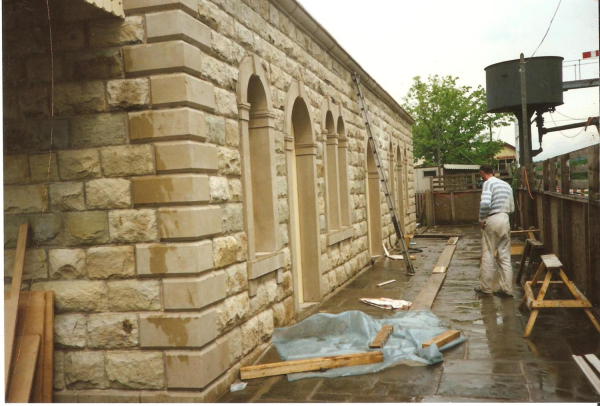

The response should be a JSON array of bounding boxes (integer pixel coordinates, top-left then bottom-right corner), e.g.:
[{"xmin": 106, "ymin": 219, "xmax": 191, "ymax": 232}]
[
  {"xmin": 434, "ymin": 245, "xmax": 456, "ymax": 273},
  {"xmin": 5, "ymin": 223, "xmax": 29, "ymax": 393},
  {"xmin": 447, "ymin": 237, "xmax": 459, "ymax": 245},
  {"xmin": 43, "ymin": 291, "xmax": 54, "ymax": 403},
  {"xmin": 410, "ymin": 274, "xmax": 446, "ymax": 311},
  {"xmin": 541, "ymin": 254, "xmax": 563, "ymax": 269},
  {"xmin": 369, "ymin": 325, "xmax": 393, "ymax": 349},
  {"xmin": 584, "ymin": 354, "xmax": 600, "ymax": 376},
  {"xmin": 531, "ymin": 300, "xmax": 591, "ymax": 308},
  {"xmin": 240, "ymin": 351, "xmax": 384, "ymax": 380},
  {"xmin": 510, "ymin": 229, "xmax": 540, "ymax": 235},
  {"xmin": 573, "ymin": 355, "xmax": 600, "ymax": 395},
  {"xmin": 422, "ymin": 330, "xmax": 460, "ymax": 349},
  {"xmin": 7, "ymin": 335, "xmax": 41, "ymax": 403}
]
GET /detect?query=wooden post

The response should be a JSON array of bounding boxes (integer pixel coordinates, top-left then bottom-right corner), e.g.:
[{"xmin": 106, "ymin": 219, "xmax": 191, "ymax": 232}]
[
  {"xmin": 425, "ymin": 190, "xmax": 434, "ymax": 227},
  {"xmin": 588, "ymin": 145, "xmax": 600, "ymax": 305},
  {"xmin": 520, "ymin": 54, "xmax": 531, "ymax": 165},
  {"xmin": 560, "ymin": 154, "xmax": 572, "ymax": 277},
  {"xmin": 542, "ymin": 159, "xmax": 551, "ymax": 247},
  {"xmin": 549, "ymin": 157, "xmax": 557, "ymax": 193}
]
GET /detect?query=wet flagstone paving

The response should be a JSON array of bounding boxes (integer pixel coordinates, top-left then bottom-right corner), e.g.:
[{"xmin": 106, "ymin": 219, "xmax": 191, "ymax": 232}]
[{"xmin": 217, "ymin": 226, "xmax": 600, "ymax": 402}]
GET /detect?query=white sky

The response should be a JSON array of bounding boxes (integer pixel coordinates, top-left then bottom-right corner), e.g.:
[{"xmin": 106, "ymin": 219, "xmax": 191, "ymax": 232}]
[{"xmin": 299, "ymin": 0, "xmax": 600, "ymax": 162}]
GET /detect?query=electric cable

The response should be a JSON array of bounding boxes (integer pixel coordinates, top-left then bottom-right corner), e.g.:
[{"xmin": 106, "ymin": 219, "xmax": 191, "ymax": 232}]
[{"xmin": 527, "ymin": 0, "xmax": 562, "ymax": 62}]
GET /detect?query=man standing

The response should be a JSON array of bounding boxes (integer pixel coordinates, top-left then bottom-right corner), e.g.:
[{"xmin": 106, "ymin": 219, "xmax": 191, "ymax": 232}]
[{"xmin": 475, "ymin": 164, "xmax": 515, "ymax": 297}]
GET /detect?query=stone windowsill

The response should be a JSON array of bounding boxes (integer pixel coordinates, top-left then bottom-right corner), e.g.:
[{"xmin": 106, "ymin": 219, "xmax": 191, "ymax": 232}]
[
  {"xmin": 327, "ymin": 226, "xmax": 354, "ymax": 246},
  {"xmin": 248, "ymin": 250, "xmax": 285, "ymax": 280}
]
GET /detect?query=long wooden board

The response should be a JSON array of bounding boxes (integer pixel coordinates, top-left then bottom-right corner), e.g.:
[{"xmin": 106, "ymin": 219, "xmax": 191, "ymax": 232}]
[
  {"xmin": 510, "ymin": 229, "xmax": 540, "ymax": 235},
  {"xmin": 240, "ymin": 351, "xmax": 383, "ymax": 380},
  {"xmin": 422, "ymin": 330, "xmax": 460, "ymax": 349},
  {"xmin": 5, "ymin": 223, "xmax": 28, "ymax": 392},
  {"xmin": 584, "ymin": 354, "xmax": 600, "ymax": 376},
  {"xmin": 7, "ymin": 335, "xmax": 41, "ymax": 403},
  {"xmin": 447, "ymin": 237, "xmax": 459, "ymax": 245},
  {"xmin": 410, "ymin": 274, "xmax": 447, "ymax": 311},
  {"xmin": 573, "ymin": 355, "xmax": 600, "ymax": 395},
  {"xmin": 432, "ymin": 245, "xmax": 456, "ymax": 274},
  {"xmin": 369, "ymin": 326, "xmax": 393, "ymax": 349},
  {"xmin": 43, "ymin": 291, "xmax": 54, "ymax": 403}
]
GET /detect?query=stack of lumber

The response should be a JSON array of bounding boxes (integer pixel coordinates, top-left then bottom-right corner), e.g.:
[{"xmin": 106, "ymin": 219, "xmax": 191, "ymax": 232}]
[
  {"xmin": 572, "ymin": 354, "xmax": 600, "ymax": 395},
  {"xmin": 4, "ymin": 224, "xmax": 54, "ymax": 403}
]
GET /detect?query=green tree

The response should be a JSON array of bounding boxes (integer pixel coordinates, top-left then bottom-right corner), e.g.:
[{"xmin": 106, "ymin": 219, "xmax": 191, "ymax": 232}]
[{"xmin": 403, "ymin": 75, "xmax": 512, "ymax": 167}]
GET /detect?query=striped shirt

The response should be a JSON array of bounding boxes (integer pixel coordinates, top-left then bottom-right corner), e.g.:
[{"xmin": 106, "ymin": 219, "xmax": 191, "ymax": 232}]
[{"xmin": 479, "ymin": 176, "xmax": 514, "ymax": 222}]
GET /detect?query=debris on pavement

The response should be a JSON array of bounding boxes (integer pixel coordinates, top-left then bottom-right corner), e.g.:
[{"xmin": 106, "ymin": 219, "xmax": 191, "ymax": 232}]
[
  {"xmin": 382, "ymin": 244, "xmax": 415, "ymax": 260},
  {"xmin": 422, "ymin": 330, "xmax": 461, "ymax": 349},
  {"xmin": 360, "ymin": 298, "xmax": 412, "ymax": 310},
  {"xmin": 369, "ymin": 325, "xmax": 393, "ymax": 348},
  {"xmin": 230, "ymin": 381, "xmax": 247, "ymax": 392},
  {"xmin": 377, "ymin": 279, "xmax": 396, "ymax": 287}
]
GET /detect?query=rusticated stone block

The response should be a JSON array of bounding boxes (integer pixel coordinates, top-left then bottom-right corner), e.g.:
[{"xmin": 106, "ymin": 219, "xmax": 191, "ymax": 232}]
[
  {"xmin": 58, "ymin": 149, "xmax": 101, "ymax": 180},
  {"xmin": 155, "ymin": 141, "xmax": 217, "ymax": 173},
  {"xmin": 18, "ymin": 87, "xmax": 49, "ymax": 118},
  {"xmin": 212, "ymin": 235, "xmax": 241, "ymax": 268},
  {"xmin": 63, "ymin": 48, "xmax": 123, "ymax": 80},
  {"xmin": 65, "ymin": 211, "xmax": 109, "ymax": 245},
  {"xmin": 146, "ymin": 10, "xmax": 211, "ymax": 50},
  {"xmin": 136, "ymin": 241, "xmax": 213, "ymax": 277},
  {"xmin": 54, "ymin": 81, "xmax": 106, "ymax": 116},
  {"xmin": 86, "ymin": 246, "xmax": 135, "ymax": 279},
  {"xmin": 139, "ymin": 310, "xmax": 218, "ymax": 348},
  {"xmin": 89, "ymin": 16, "xmax": 144, "ymax": 47},
  {"xmin": 4, "ymin": 184, "xmax": 48, "ymax": 214},
  {"xmin": 49, "ymin": 182, "xmax": 85, "ymax": 211},
  {"xmin": 106, "ymin": 280, "xmax": 161, "ymax": 311},
  {"xmin": 54, "ymin": 314, "xmax": 87, "ymax": 348},
  {"xmin": 31, "ymin": 280, "xmax": 108, "ymax": 313},
  {"xmin": 87, "ymin": 313, "xmax": 139, "ymax": 348},
  {"xmin": 129, "ymin": 108, "xmax": 207, "ymax": 142},
  {"xmin": 106, "ymin": 351, "xmax": 164, "ymax": 389},
  {"xmin": 4, "ymin": 155, "xmax": 29, "ymax": 184},
  {"xmin": 124, "ymin": 41, "xmax": 202, "ymax": 77},
  {"xmin": 49, "ymin": 248, "xmax": 86, "ymax": 279},
  {"xmin": 54, "ymin": 351, "xmax": 65, "ymax": 390},
  {"xmin": 107, "ymin": 78, "xmax": 150, "ymax": 109},
  {"xmin": 64, "ymin": 351, "xmax": 106, "ymax": 389},
  {"xmin": 108, "ymin": 209, "xmax": 158, "ymax": 243},
  {"xmin": 150, "ymin": 73, "xmax": 216, "ymax": 111},
  {"xmin": 100, "ymin": 144, "xmax": 154, "ymax": 177},
  {"xmin": 158, "ymin": 206, "xmax": 222, "ymax": 240},
  {"xmin": 69, "ymin": 113, "xmax": 127, "ymax": 148},
  {"xmin": 85, "ymin": 178, "xmax": 131, "ymax": 209},
  {"xmin": 165, "ymin": 336, "xmax": 230, "ymax": 389},
  {"xmin": 163, "ymin": 271, "xmax": 226, "ymax": 310},
  {"xmin": 4, "ymin": 214, "xmax": 63, "ymax": 247},
  {"xmin": 4, "ymin": 248, "xmax": 48, "ymax": 280},
  {"xmin": 132, "ymin": 174, "xmax": 209, "ymax": 205}
]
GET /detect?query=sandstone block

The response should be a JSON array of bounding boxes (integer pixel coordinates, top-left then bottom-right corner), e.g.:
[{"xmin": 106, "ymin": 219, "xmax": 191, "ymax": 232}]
[
  {"xmin": 58, "ymin": 149, "xmax": 101, "ymax": 180},
  {"xmin": 146, "ymin": 10, "xmax": 211, "ymax": 51},
  {"xmin": 124, "ymin": 41, "xmax": 202, "ymax": 78},
  {"xmin": 54, "ymin": 314, "xmax": 87, "ymax": 348},
  {"xmin": 248, "ymin": 251, "xmax": 284, "ymax": 280},
  {"xmin": 123, "ymin": 0, "xmax": 198, "ymax": 16},
  {"xmin": 65, "ymin": 211, "xmax": 109, "ymax": 245},
  {"xmin": 78, "ymin": 390, "xmax": 141, "ymax": 403},
  {"xmin": 89, "ymin": 16, "xmax": 144, "ymax": 46},
  {"xmin": 106, "ymin": 280, "xmax": 161, "ymax": 311},
  {"xmin": 63, "ymin": 48, "xmax": 123, "ymax": 80},
  {"xmin": 4, "ymin": 214, "xmax": 63, "ymax": 247},
  {"xmin": 107, "ymin": 78, "xmax": 150, "ymax": 109},
  {"xmin": 54, "ymin": 82, "xmax": 106, "ymax": 116},
  {"xmin": 87, "ymin": 313, "xmax": 138, "ymax": 348},
  {"xmin": 85, "ymin": 178, "xmax": 131, "ymax": 209},
  {"xmin": 206, "ymin": 114, "xmax": 225, "ymax": 145},
  {"xmin": 212, "ymin": 236, "xmax": 240, "ymax": 269},
  {"xmin": 108, "ymin": 209, "xmax": 158, "ymax": 243},
  {"xmin": 224, "ymin": 263, "xmax": 248, "ymax": 295},
  {"xmin": 64, "ymin": 351, "xmax": 105, "ymax": 389},
  {"xmin": 54, "ymin": 351, "xmax": 65, "ymax": 390},
  {"xmin": 165, "ymin": 336, "xmax": 230, "ymax": 389},
  {"xmin": 4, "ymin": 185, "xmax": 48, "ymax": 214},
  {"xmin": 54, "ymin": 23, "xmax": 85, "ymax": 50},
  {"xmin": 139, "ymin": 311, "xmax": 218, "ymax": 348},
  {"xmin": 4, "ymin": 249, "xmax": 48, "ymax": 280},
  {"xmin": 229, "ymin": 178, "xmax": 243, "ymax": 202},
  {"xmin": 214, "ymin": 87, "xmax": 237, "ymax": 117},
  {"xmin": 69, "ymin": 113, "xmax": 127, "ymax": 148},
  {"xmin": 132, "ymin": 174, "xmax": 209, "ymax": 205},
  {"xmin": 150, "ymin": 73, "xmax": 216, "ymax": 111},
  {"xmin": 87, "ymin": 246, "xmax": 135, "ymax": 279},
  {"xmin": 49, "ymin": 248, "xmax": 86, "ymax": 279},
  {"xmin": 32, "ymin": 280, "xmax": 108, "ymax": 313},
  {"xmin": 217, "ymin": 147, "xmax": 241, "ymax": 176},
  {"xmin": 26, "ymin": 55, "xmax": 64, "ymax": 83},
  {"xmin": 158, "ymin": 206, "xmax": 222, "ymax": 240},
  {"xmin": 257, "ymin": 309, "xmax": 274, "ymax": 340},
  {"xmin": 240, "ymin": 316, "xmax": 259, "ymax": 356},
  {"xmin": 4, "ymin": 155, "xmax": 29, "ymax": 184},
  {"xmin": 50, "ymin": 182, "xmax": 85, "ymax": 212},
  {"xmin": 136, "ymin": 241, "xmax": 213, "ymax": 277},
  {"xmin": 18, "ymin": 87, "xmax": 49, "ymax": 118},
  {"xmin": 163, "ymin": 271, "xmax": 226, "ymax": 310},
  {"xmin": 216, "ymin": 292, "xmax": 249, "ymax": 331},
  {"xmin": 106, "ymin": 351, "xmax": 164, "ymax": 389},
  {"xmin": 209, "ymin": 176, "xmax": 230, "ymax": 203},
  {"xmin": 100, "ymin": 144, "xmax": 154, "ymax": 177},
  {"xmin": 129, "ymin": 108, "xmax": 207, "ymax": 142},
  {"xmin": 155, "ymin": 141, "xmax": 218, "ymax": 173}
]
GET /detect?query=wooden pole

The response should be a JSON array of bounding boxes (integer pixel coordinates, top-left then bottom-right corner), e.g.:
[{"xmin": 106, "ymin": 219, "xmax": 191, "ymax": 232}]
[{"xmin": 519, "ymin": 54, "xmax": 531, "ymax": 166}]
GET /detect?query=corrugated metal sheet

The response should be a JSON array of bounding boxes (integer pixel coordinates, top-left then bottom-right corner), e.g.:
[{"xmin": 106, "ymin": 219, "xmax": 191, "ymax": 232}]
[
  {"xmin": 83, "ymin": 0, "xmax": 124, "ymax": 18},
  {"xmin": 443, "ymin": 164, "xmax": 480, "ymax": 170}
]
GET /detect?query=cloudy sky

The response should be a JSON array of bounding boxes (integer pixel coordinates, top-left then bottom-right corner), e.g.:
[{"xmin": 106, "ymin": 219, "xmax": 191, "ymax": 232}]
[{"xmin": 299, "ymin": 0, "xmax": 599, "ymax": 162}]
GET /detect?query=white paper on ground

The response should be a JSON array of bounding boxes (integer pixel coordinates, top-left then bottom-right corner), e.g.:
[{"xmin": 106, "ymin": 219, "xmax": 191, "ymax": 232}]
[
  {"xmin": 230, "ymin": 382, "xmax": 247, "ymax": 392},
  {"xmin": 382, "ymin": 243, "xmax": 404, "ymax": 260},
  {"xmin": 360, "ymin": 297, "xmax": 412, "ymax": 310}
]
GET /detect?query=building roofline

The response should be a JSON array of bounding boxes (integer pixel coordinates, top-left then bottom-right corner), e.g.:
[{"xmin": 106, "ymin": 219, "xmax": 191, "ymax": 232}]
[{"xmin": 270, "ymin": 0, "xmax": 415, "ymax": 125}]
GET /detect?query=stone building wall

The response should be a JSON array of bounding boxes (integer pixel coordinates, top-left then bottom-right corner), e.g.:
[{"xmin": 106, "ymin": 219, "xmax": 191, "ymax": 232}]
[{"xmin": 3, "ymin": 0, "xmax": 415, "ymax": 402}]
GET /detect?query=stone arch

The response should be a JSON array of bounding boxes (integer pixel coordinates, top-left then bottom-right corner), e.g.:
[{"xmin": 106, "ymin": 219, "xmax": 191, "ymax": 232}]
[
  {"xmin": 321, "ymin": 97, "xmax": 341, "ymax": 232},
  {"xmin": 237, "ymin": 54, "xmax": 279, "ymax": 258},
  {"xmin": 366, "ymin": 138, "xmax": 383, "ymax": 256},
  {"xmin": 284, "ymin": 80, "xmax": 322, "ymax": 304}
]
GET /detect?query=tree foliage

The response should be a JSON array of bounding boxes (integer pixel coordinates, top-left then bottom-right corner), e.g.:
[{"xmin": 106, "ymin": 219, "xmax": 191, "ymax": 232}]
[{"xmin": 403, "ymin": 75, "xmax": 512, "ymax": 167}]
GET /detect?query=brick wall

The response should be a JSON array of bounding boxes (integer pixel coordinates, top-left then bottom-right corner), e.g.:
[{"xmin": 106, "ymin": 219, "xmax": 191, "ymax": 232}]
[{"xmin": 3, "ymin": 0, "xmax": 415, "ymax": 402}]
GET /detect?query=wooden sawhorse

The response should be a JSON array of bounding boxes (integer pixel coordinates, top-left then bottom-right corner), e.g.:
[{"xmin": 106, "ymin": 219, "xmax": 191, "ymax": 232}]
[
  {"xmin": 520, "ymin": 254, "xmax": 600, "ymax": 338},
  {"xmin": 516, "ymin": 238, "xmax": 543, "ymax": 285}
]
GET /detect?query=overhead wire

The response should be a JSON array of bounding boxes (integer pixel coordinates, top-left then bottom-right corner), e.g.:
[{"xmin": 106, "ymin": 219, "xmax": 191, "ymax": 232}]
[{"xmin": 526, "ymin": 0, "xmax": 562, "ymax": 62}]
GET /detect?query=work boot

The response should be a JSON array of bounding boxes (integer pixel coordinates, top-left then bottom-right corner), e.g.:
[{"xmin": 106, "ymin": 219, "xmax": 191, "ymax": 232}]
[
  {"xmin": 474, "ymin": 287, "xmax": 492, "ymax": 296},
  {"xmin": 493, "ymin": 290, "xmax": 514, "ymax": 297}
]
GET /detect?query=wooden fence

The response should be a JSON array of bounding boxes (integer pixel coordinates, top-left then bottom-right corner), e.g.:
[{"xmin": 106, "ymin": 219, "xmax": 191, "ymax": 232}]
[
  {"xmin": 515, "ymin": 144, "xmax": 599, "ymax": 306},
  {"xmin": 415, "ymin": 192, "xmax": 426, "ymax": 223}
]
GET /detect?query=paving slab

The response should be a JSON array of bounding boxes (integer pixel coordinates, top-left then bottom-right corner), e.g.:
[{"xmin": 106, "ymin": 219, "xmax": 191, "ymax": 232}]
[{"xmin": 437, "ymin": 373, "xmax": 529, "ymax": 400}]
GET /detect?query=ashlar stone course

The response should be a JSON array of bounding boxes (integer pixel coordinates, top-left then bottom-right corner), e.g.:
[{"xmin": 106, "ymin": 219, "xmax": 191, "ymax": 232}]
[
  {"xmin": 145, "ymin": 9, "xmax": 211, "ymax": 51},
  {"xmin": 129, "ymin": 108, "xmax": 208, "ymax": 142},
  {"xmin": 133, "ymin": 174, "xmax": 209, "ymax": 205},
  {"xmin": 124, "ymin": 40, "xmax": 203, "ymax": 77},
  {"xmin": 163, "ymin": 271, "xmax": 226, "ymax": 310},
  {"xmin": 158, "ymin": 206, "xmax": 222, "ymax": 240},
  {"xmin": 139, "ymin": 310, "xmax": 218, "ymax": 348},
  {"xmin": 155, "ymin": 141, "xmax": 218, "ymax": 173},
  {"xmin": 136, "ymin": 241, "xmax": 213, "ymax": 277},
  {"xmin": 150, "ymin": 73, "xmax": 216, "ymax": 111}
]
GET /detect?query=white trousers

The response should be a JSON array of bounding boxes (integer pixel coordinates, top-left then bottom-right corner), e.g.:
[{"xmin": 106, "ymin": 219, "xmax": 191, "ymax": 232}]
[{"xmin": 479, "ymin": 212, "xmax": 513, "ymax": 294}]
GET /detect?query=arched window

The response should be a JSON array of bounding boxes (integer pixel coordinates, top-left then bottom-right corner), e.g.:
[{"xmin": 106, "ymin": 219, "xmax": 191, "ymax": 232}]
[
  {"xmin": 237, "ymin": 55, "xmax": 279, "ymax": 259},
  {"xmin": 337, "ymin": 116, "xmax": 351, "ymax": 227}
]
